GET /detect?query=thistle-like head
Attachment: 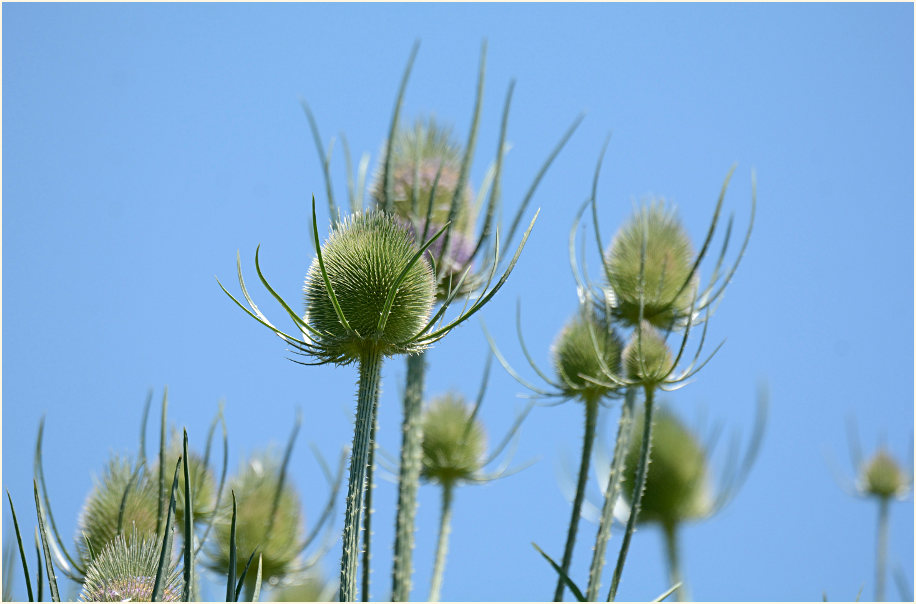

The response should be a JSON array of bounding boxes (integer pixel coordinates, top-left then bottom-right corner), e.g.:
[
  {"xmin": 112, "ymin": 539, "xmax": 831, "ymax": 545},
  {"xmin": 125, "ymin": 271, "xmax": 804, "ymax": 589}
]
[
  {"xmin": 76, "ymin": 456, "xmax": 159, "ymax": 567},
  {"xmin": 551, "ymin": 307, "xmax": 623, "ymax": 403},
  {"xmin": 860, "ymin": 449, "xmax": 910, "ymax": 500},
  {"xmin": 623, "ymin": 322, "xmax": 674, "ymax": 387},
  {"xmin": 421, "ymin": 393, "xmax": 488, "ymax": 487},
  {"xmin": 605, "ymin": 201, "xmax": 698, "ymax": 330},
  {"xmin": 79, "ymin": 528, "xmax": 181, "ymax": 602},
  {"xmin": 303, "ymin": 210, "xmax": 436, "ymax": 364}
]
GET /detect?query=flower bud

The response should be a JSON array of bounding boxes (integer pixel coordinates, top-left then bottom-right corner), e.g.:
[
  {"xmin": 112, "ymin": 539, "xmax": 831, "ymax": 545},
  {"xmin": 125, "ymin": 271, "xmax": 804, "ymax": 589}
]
[
  {"xmin": 551, "ymin": 308, "xmax": 622, "ymax": 402},
  {"xmin": 79, "ymin": 528, "xmax": 181, "ymax": 602},
  {"xmin": 303, "ymin": 211, "xmax": 436, "ymax": 363},
  {"xmin": 605, "ymin": 202, "xmax": 697, "ymax": 329},
  {"xmin": 421, "ymin": 393, "xmax": 487, "ymax": 486},
  {"xmin": 860, "ymin": 450, "xmax": 908, "ymax": 499},
  {"xmin": 623, "ymin": 323, "xmax": 673, "ymax": 386}
]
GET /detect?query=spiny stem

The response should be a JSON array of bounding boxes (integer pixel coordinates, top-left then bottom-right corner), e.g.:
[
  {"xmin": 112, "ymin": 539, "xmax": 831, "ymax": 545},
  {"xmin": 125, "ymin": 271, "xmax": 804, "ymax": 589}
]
[
  {"xmin": 361, "ymin": 377, "xmax": 381, "ymax": 602},
  {"xmin": 392, "ymin": 352, "xmax": 427, "ymax": 601},
  {"xmin": 663, "ymin": 522, "xmax": 686, "ymax": 602},
  {"xmin": 587, "ymin": 390, "xmax": 636, "ymax": 601},
  {"xmin": 554, "ymin": 397, "xmax": 600, "ymax": 601},
  {"xmin": 608, "ymin": 386, "xmax": 656, "ymax": 601},
  {"xmin": 429, "ymin": 484, "xmax": 454, "ymax": 603},
  {"xmin": 340, "ymin": 348, "xmax": 384, "ymax": 602},
  {"xmin": 875, "ymin": 497, "xmax": 889, "ymax": 602}
]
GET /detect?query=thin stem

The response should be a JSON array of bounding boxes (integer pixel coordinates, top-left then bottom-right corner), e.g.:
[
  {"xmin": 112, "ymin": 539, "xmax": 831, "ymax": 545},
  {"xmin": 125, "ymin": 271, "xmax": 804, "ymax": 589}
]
[
  {"xmin": 875, "ymin": 497, "xmax": 889, "ymax": 602},
  {"xmin": 429, "ymin": 484, "xmax": 455, "ymax": 603},
  {"xmin": 663, "ymin": 522, "xmax": 686, "ymax": 602},
  {"xmin": 391, "ymin": 352, "xmax": 427, "ymax": 601},
  {"xmin": 608, "ymin": 386, "xmax": 656, "ymax": 601},
  {"xmin": 361, "ymin": 376, "xmax": 382, "ymax": 602},
  {"xmin": 340, "ymin": 348, "xmax": 384, "ymax": 602},
  {"xmin": 554, "ymin": 397, "xmax": 600, "ymax": 601}
]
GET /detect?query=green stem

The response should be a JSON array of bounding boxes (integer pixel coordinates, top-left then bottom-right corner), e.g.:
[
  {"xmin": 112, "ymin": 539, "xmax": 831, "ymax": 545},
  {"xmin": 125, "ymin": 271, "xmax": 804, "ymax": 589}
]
[
  {"xmin": 392, "ymin": 352, "xmax": 427, "ymax": 601},
  {"xmin": 586, "ymin": 390, "xmax": 636, "ymax": 601},
  {"xmin": 663, "ymin": 522, "xmax": 686, "ymax": 602},
  {"xmin": 875, "ymin": 497, "xmax": 889, "ymax": 602},
  {"xmin": 429, "ymin": 484, "xmax": 454, "ymax": 603},
  {"xmin": 340, "ymin": 348, "xmax": 384, "ymax": 602},
  {"xmin": 608, "ymin": 386, "xmax": 656, "ymax": 601},
  {"xmin": 554, "ymin": 397, "xmax": 599, "ymax": 601},
  {"xmin": 361, "ymin": 378, "xmax": 381, "ymax": 602}
]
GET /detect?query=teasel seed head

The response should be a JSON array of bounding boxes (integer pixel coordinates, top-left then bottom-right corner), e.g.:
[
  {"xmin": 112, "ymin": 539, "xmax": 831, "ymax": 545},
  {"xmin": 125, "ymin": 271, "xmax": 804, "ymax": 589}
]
[
  {"xmin": 551, "ymin": 307, "xmax": 623, "ymax": 403},
  {"xmin": 860, "ymin": 449, "xmax": 909, "ymax": 500},
  {"xmin": 79, "ymin": 528, "xmax": 181, "ymax": 602},
  {"xmin": 76, "ymin": 456, "xmax": 159, "ymax": 567},
  {"xmin": 303, "ymin": 211, "xmax": 436, "ymax": 364},
  {"xmin": 623, "ymin": 323, "xmax": 674, "ymax": 386},
  {"xmin": 605, "ymin": 202, "xmax": 698, "ymax": 330},
  {"xmin": 421, "ymin": 393, "xmax": 488, "ymax": 487}
]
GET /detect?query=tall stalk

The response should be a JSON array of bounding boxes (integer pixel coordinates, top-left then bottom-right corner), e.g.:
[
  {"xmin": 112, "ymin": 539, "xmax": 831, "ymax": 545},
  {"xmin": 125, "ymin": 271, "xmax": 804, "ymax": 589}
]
[
  {"xmin": 340, "ymin": 348, "xmax": 384, "ymax": 602},
  {"xmin": 391, "ymin": 352, "xmax": 427, "ymax": 601},
  {"xmin": 361, "ymin": 378, "xmax": 381, "ymax": 602},
  {"xmin": 428, "ymin": 484, "xmax": 455, "ymax": 603},
  {"xmin": 608, "ymin": 386, "xmax": 656, "ymax": 601},
  {"xmin": 875, "ymin": 497, "xmax": 889, "ymax": 602},
  {"xmin": 554, "ymin": 397, "xmax": 600, "ymax": 601},
  {"xmin": 663, "ymin": 522, "xmax": 686, "ymax": 602}
]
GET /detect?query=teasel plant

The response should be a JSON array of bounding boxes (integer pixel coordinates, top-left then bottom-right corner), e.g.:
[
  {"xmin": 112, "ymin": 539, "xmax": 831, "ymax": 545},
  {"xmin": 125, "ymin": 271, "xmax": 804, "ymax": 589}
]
[
  {"xmin": 833, "ymin": 420, "xmax": 913, "ymax": 602},
  {"xmin": 299, "ymin": 40, "xmax": 581, "ymax": 601},
  {"xmin": 606, "ymin": 392, "xmax": 766, "ymax": 601},
  {"xmin": 416, "ymin": 357, "xmax": 533, "ymax": 602}
]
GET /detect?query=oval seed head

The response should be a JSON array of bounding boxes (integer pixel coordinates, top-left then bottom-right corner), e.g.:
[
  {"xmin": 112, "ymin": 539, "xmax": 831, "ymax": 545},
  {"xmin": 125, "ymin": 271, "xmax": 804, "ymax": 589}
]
[
  {"xmin": 153, "ymin": 430, "xmax": 217, "ymax": 523},
  {"xmin": 622, "ymin": 406, "xmax": 712, "ymax": 528},
  {"xmin": 605, "ymin": 202, "xmax": 698, "ymax": 329},
  {"xmin": 860, "ymin": 450, "xmax": 909, "ymax": 499},
  {"xmin": 421, "ymin": 393, "xmax": 488, "ymax": 487},
  {"xmin": 76, "ymin": 456, "xmax": 159, "ymax": 567},
  {"xmin": 205, "ymin": 453, "xmax": 305, "ymax": 586},
  {"xmin": 79, "ymin": 528, "xmax": 181, "ymax": 602},
  {"xmin": 623, "ymin": 322, "xmax": 674, "ymax": 386},
  {"xmin": 551, "ymin": 308, "xmax": 623, "ymax": 403},
  {"xmin": 303, "ymin": 211, "xmax": 436, "ymax": 364}
]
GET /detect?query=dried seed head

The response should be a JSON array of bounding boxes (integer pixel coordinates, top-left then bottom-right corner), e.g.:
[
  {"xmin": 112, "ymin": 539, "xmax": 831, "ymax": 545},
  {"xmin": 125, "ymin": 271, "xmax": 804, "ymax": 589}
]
[
  {"xmin": 205, "ymin": 453, "xmax": 305, "ymax": 585},
  {"xmin": 303, "ymin": 211, "xmax": 436, "ymax": 364},
  {"xmin": 605, "ymin": 202, "xmax": 698, "ymax": 329},
  {"xmin": 623, "ymin": 323, "xmax": 673, "ymax": 386},
  {"xmin": 79, "ymin": 528, "xmax": 181, "ymax": 602},
  {"xmin": 76, "ymin": 456, "xmax": 159, "ymax": 567},
  {"xmin": 421, "ymin": 393, "xmax": 487, "ymax": 486},
  {"xmin": 860, "ymin": 450, "xmax": 908, "ymax": 499},
  {"xmin": 622, "ymin": 407, "xmax": 712, "ymax": 528},
  {"xmin": 551, "ymin": 308, "xmax": 623, "ymax": 402}
]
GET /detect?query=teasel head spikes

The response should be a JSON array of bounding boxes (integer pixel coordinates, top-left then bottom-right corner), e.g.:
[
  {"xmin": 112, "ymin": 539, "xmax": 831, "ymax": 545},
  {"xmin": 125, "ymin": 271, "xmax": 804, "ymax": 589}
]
[
  {"xmin": 76, "ymin": 456, "xmax": 159, "ymax": 568},
  {"xmin": 79, "ymin": 528, "xmax": 181, "ymax": 602}
]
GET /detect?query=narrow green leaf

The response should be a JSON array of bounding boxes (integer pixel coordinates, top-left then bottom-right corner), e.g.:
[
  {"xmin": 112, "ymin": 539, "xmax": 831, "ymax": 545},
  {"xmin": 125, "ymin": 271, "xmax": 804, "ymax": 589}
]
[
  {"xmin": 7, "ymin": 491, "xmax": 34, "ymax": 602},
  {"xmin": 235, "ymin": 550, "xmax": 258, "ymax": 601},
  {"xmin": 311, "ymin": 195, "xmax": 353, "ymax": 332},
  {"xmin": 299, "ymin": 99, "xmax": 337, "ymax": 222},
  {"xmin": 382, "ymin": 41, "xmax": 420, "ymax": 213},
  {"xmin": 157, "ymin": 388, "xmax": 169, "ymax": 536},
  {"xmin": 251, "ymin": 555, "xmax": 263, "ymax": 602},
  {"xmin": 33, "ymin": 480, "xmax": 60, "ymax": 602},
  {"xmin": 182, "ymin": 430, "xmax": 195, "ymax": 602},
  {"xmin": 195, "ymin": 408, "xmax": 229, "ymax": 557},
  {"xmin": 34, "ymin": 529, "xmax": 43, "ymax": 603},
  {"xmin": 531, "ymin": 542, "xmax": 585, "ymax": 602},
  {"xmin": 139, "ymin": 388, "xmax": 154, "ymax": 466},
  {"xmin": 226, "ymin": 491, "xmax": 238, "ymax": 602},
  {"xmin": 652, "ymin": 582, "xmax": 683, "ymax": 602},
  {"xmin": 267, "ymin": 410, "xmax": 301, "ymax": 539},
  {"xmin": 116, "ymin": 462, "xmax": 144, "ymax": 537},
  {"xmin": 152, "ymin": 457, "xmax": 182, "ymax": 602}
]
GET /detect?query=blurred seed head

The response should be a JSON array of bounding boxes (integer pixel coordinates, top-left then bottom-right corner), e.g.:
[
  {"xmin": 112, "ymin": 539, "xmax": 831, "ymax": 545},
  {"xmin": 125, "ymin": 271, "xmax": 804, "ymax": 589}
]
[
  {"xmin": 623, "ymin": 323, "xmax": 673, "ymax": 386},
  {"xmin": 421, "ymin": 393, "xmax": 488, "ymax": 486},
  {"xmin": 79, "ymin": 528, "xmax": 181, "ymax": 602},
  {"xmin": 206, "ymin": 453, "xmax": 305, "ymax": 586},
  {"xmin": 76, "ymin": 456, "xmax": 158, "ymax": 567},
  {"xmin": 605, "ymin": 202, "xmax": 698, "ymax": 330},
  {"xmin": 303, "ymin": 211, "xmax": 436, "ymax": 363},
  {"xmin": 551, "ymin": 307, "xmax": 622, "ymax": 403},
  {"xmin": 860, "ymin": 449, "xmax": 910, "ymax": 500}
]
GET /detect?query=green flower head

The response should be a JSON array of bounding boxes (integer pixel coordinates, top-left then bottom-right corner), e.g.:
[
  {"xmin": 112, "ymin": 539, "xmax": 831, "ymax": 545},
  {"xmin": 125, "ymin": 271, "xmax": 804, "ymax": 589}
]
[
  {"xmin": 303, "ymin": 210, "xmax": 436, "ymax": 364},
  {"xmin": 860, "ymin": 450, "xmax": 909, "ymax": 500},
  {"xmin": 551, "ymin": 308, "xmax": 622, "ymax": 403},
  {"xmin": 206, "ymin": 453, "xmax": 305, "ymax": 586},
  {"xmin": 79, "ymin": 528, "xmax": 181, "ymax": 602},
  {"xmin": 605, "ymin": 202, "xmax": 698, "ymax": 330},
  {"xmin": 622, "ymin": 407, "xmax": 712, "ymax": 528},
  {"xmin": 421, "ymin": 393, "xmax": 488, "ymax": 487},
  {"xmin": 623, "ymin": 322, "xmax": 674, "ymax": 386},
  {"xmin": 76, "ymin": 456, "xmax": 158, "ymax": 567}
]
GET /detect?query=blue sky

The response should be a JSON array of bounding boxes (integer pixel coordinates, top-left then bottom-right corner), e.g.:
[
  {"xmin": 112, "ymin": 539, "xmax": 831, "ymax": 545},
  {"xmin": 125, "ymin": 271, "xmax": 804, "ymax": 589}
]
[{"xmin": 3, "ymin": 3, "xmax": 913, "ymax": 602}]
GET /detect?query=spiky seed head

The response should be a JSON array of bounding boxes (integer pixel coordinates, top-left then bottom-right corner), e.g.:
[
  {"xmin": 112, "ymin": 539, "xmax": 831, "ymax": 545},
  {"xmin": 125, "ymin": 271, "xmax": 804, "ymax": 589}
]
[
  {"xmin": 76, "ymin": 456, "xmax": 159, "ymax": 567},
  {"xmin": 205, "ymin": 453, "xmax": 305, "ymax": 585},
  {"xmin": 623, "ymin": 322, "xmax": 673, "ymax": 386},
  {"xmin": 79, "ymin": 528, "xmax": 181, "ymax": 602},
  {"xmin": 303, "ymin": 211, "xmax": 436, "ymax": 364},
  {"xmin": 551, "ymin": 308, "xmax": 623, "ymax": 403},
  {"xmin": 152, "ymin": 430, "xmax": 217, "ymax": 523},
  {"xmin": 860, "ymin": 450, "xmax": 909, "ymax": 499},
  {"xmin": 622, "ymin": 406, "xmax": 712, "ymax": 528},
  {"xmin": 605, "ymin": 202, "xmax": 698, "ymax": 329},
  {"xmin": 421, "ymin": 393, "xmax": 487, "ymax": 487}
]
